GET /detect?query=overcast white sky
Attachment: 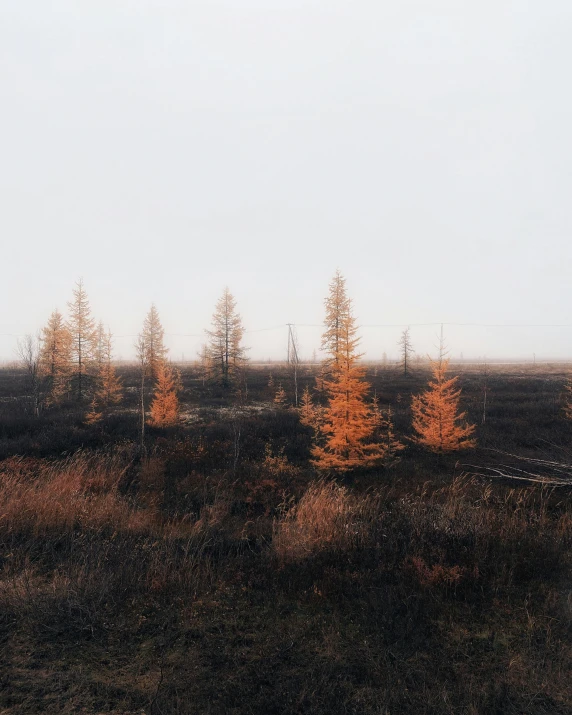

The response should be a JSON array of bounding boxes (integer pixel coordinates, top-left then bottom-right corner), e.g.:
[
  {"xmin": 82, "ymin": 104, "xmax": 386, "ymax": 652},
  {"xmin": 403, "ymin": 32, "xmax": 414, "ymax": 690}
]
[{"xmin": 1, "ymin": 1, "xmax": 571, "ymax": 361}]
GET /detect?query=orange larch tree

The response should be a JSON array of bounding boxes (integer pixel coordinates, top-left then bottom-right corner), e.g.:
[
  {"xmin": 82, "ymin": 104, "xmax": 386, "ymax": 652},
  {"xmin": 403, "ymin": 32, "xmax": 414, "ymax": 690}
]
[
  {"xmin": 205, "ymin": 287, "xmax": 247, "ymax": 388},
  {"xmin": 273, "ymin": 383, "xmax": 288, "ymax": 408},
  {"xmin": 142, "ymin": 304, "xmax": 169, "ymax": 380},
  {"xmin": 298, "ymin": 384, "xmax": 318, "ymax": 428},
  {"xmin": 311, "ymin": 274, "xmax": 386, "ymax": 472},
  {"xmin": 67, "ymin": 279, "xmax": 97, "ymax": 401},
  {"xmin": 320, "ymin": 269, "xmax": 350, "ymax": 375},
  {"xmin": 148, "ymin": 361, "xmax": 180, "ymax": 427},
  {"xmin": 411, "ymin": 337, "xmax": 476, "ymax": 454},
  {"xmin": 86, "ymin": 329, "xmax": 123, "ymax": 423},
  {"xmin": 39, "ymin": 309, "xmax": 72, "ymax": 404},
  {"xmin": 98, "ymin": 330, "xmax": 122, "ymax": 407},
  {"xmin": 85, "ymin": 396, "xmax": 102, "ymax": 425}
]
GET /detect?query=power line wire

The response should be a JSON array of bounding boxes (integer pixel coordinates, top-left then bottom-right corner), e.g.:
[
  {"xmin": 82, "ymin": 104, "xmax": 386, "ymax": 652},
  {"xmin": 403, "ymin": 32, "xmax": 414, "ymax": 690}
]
[{"xmin": 2, "ymin": 321, "xmax": 572, "ymax": 340}]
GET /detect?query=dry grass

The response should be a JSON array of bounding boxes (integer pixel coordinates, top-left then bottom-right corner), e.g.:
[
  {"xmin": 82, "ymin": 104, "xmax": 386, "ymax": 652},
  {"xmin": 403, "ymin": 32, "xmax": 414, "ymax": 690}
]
[
  {"xmin": 0, "ymin": 450, "xmax": 233, "ymax": 651},
  {"xmin": 0, "ymin": 451, "xmax": 159, "ymax": 536},
  {"xmin": 272, "ymin": 480, "xmax": 379, "ymax": 561},
  {"xmin": 0, "ymin": 437, "xmax": 571, "ymax": 712}
]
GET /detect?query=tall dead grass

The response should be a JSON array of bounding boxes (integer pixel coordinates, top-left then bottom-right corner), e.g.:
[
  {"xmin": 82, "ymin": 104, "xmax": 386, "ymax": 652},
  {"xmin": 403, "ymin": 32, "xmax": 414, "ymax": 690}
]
[
  {"xmin": 272, "ymin": 480, "xmax": 379, "ymax": 562},
  {"xmin": 0, "ymin": 451, "xmax": 158, "ymax": 536},
  {"xmin": 0, "ymin": 450, "xmax": 233, "ymax": 636},
  {"xmin": 272, "ymin": 474, "xmax": 572, "ymax": 582}
]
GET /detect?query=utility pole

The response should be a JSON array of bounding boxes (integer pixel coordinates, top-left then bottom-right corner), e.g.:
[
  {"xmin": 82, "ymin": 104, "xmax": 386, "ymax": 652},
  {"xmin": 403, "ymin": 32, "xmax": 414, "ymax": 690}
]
[
  {"xmin": 482, "ymin": 360, "xmax": 489, "ymax": 425},
  {"xmin": 287, "ymin": 323, "xmax": 300, "ymax": 406}
]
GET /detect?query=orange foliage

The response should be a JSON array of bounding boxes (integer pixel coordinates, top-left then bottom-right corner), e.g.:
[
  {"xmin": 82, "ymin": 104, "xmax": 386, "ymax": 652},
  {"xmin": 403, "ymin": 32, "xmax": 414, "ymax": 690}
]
[
  {"xmin": 320, "ymin": 268, "xmax": 350, "ymax": 375},
  {"xmin": 298, "ymin": 385, "xmax": 318, "ymax": 428},
  {"xmin": 141, "ymin": 304, "xmax": 169, "ymax": 380},
  {"xmin": 86, "ymin": 329, "xmax": 122, "ymax": 423},
  {"xmin": 148, "ymin": 362, "xmax": 180, "ymax": 427},
  {"xmin": 409, "ymin": 556, "xmax": 466, "ymax": 588},
  {"xmin": 98, "ymin": 340, "xmax": 122, "ymax": 407},
  {"xmin": 0, "ymin": 452, "xmax": 153, "ymax": 536},
  {"xmin": 411, "ymin": 350, "xmax": 476, "ymax": 454},
  {"xmin": 205, "ymin": 287, "xmax": 246, "ymax": 388},
  {"xmin": 273, "ymin": 383, "xmax": 288, "ymax": 407},
  {"xmin": 66, "ymin": 279, "xmax": 97, "ymax": 401},
  {"xmin": 312, "ymin": 274, "xmax": 387, "ymax": 472},
  {"xmin": 39, "ymin": 309, "xmax": 72, "ymax": 404},
  {"xmin": 85, "ymin": 397, "xmax": 102, "ymax": 425},
  {"xmin": 272, "ymin": 481, "xmax": 363, "ymax": 562}
]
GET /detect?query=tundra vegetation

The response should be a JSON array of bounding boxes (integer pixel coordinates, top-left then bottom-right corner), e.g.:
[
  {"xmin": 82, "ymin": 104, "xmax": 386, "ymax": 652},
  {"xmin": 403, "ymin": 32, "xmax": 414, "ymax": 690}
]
[{"xmin": 0, "ymin": 274, "xmax": 571, "ymax": 714}]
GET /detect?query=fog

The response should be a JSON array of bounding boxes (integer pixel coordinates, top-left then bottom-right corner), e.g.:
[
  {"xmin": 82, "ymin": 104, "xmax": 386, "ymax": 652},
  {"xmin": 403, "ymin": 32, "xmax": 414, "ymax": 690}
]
[{"xmin": 2, "ymin": 1, "xmax": 571, "ymax": 360}]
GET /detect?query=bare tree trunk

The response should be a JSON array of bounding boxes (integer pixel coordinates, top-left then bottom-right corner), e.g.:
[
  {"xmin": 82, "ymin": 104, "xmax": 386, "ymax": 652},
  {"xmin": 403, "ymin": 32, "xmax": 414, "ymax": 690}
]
[
  {"xmin": 483, "ymin": 387, "xmax": 487, "ymax": 425},
  {"xmin": 17, "ymin": 334, "xmax": 42, "ymax": 417},
  {"xmin": 287, "ymin": 323, "xmax": 300, "ymax": 406},
  {"xmin": 482, "ymin": 362, "xmax": 489, "ymax": 425}
]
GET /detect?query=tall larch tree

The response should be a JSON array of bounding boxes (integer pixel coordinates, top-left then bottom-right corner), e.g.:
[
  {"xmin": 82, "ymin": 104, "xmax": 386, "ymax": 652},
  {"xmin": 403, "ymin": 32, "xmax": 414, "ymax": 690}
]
[
  {"xmin": 311, "ymin": 274, "xmax": 386, "ymax": 472},
  {"xmin": 39, "ymin": 309, "xmax": 72, "ymax": 404},
  {"xmin": 141, "ymin": 304, "xmax": 168, "ymax": 380},
  {"xmin": 321, "ymin": 269, "xmax": 351, "ymax": 374},
  {"xmin": 411, "ymin": 337, "xmax": 476, "ymax": 454},
  {"xmin": 298, "ymin": 385, "xmax": 318, "ymax": 428},
  {"xmin": 148, "ymin": 361, "xmax": 180, "ymax": 427},
  {"xmin": 398, "ymin": 326, "xmax": 415, "ymax": 377},
  {"xmin": 86, "ymin": 329, "xmax": 123, "ymax": 423},
  {"xmin": 205, "ymin": 287, "xmax": 246, "ymax": 388},
  {"xmin": 67, "ymin": 279, "xmax": 97, "ymax": 401}
]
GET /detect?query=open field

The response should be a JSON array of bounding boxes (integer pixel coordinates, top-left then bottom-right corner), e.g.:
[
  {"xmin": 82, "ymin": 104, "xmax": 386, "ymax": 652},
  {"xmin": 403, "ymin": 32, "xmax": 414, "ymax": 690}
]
[{"xmin": 0, "ymin": 363, "xmax": 571, "ymax": 714}]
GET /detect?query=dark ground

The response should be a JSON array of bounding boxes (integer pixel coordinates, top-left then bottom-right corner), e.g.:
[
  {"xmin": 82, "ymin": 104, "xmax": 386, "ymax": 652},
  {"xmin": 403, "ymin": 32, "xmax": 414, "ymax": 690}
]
[{"xmin": 0, "ymin": 362, "xmax": 571, "ymax": 714}]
